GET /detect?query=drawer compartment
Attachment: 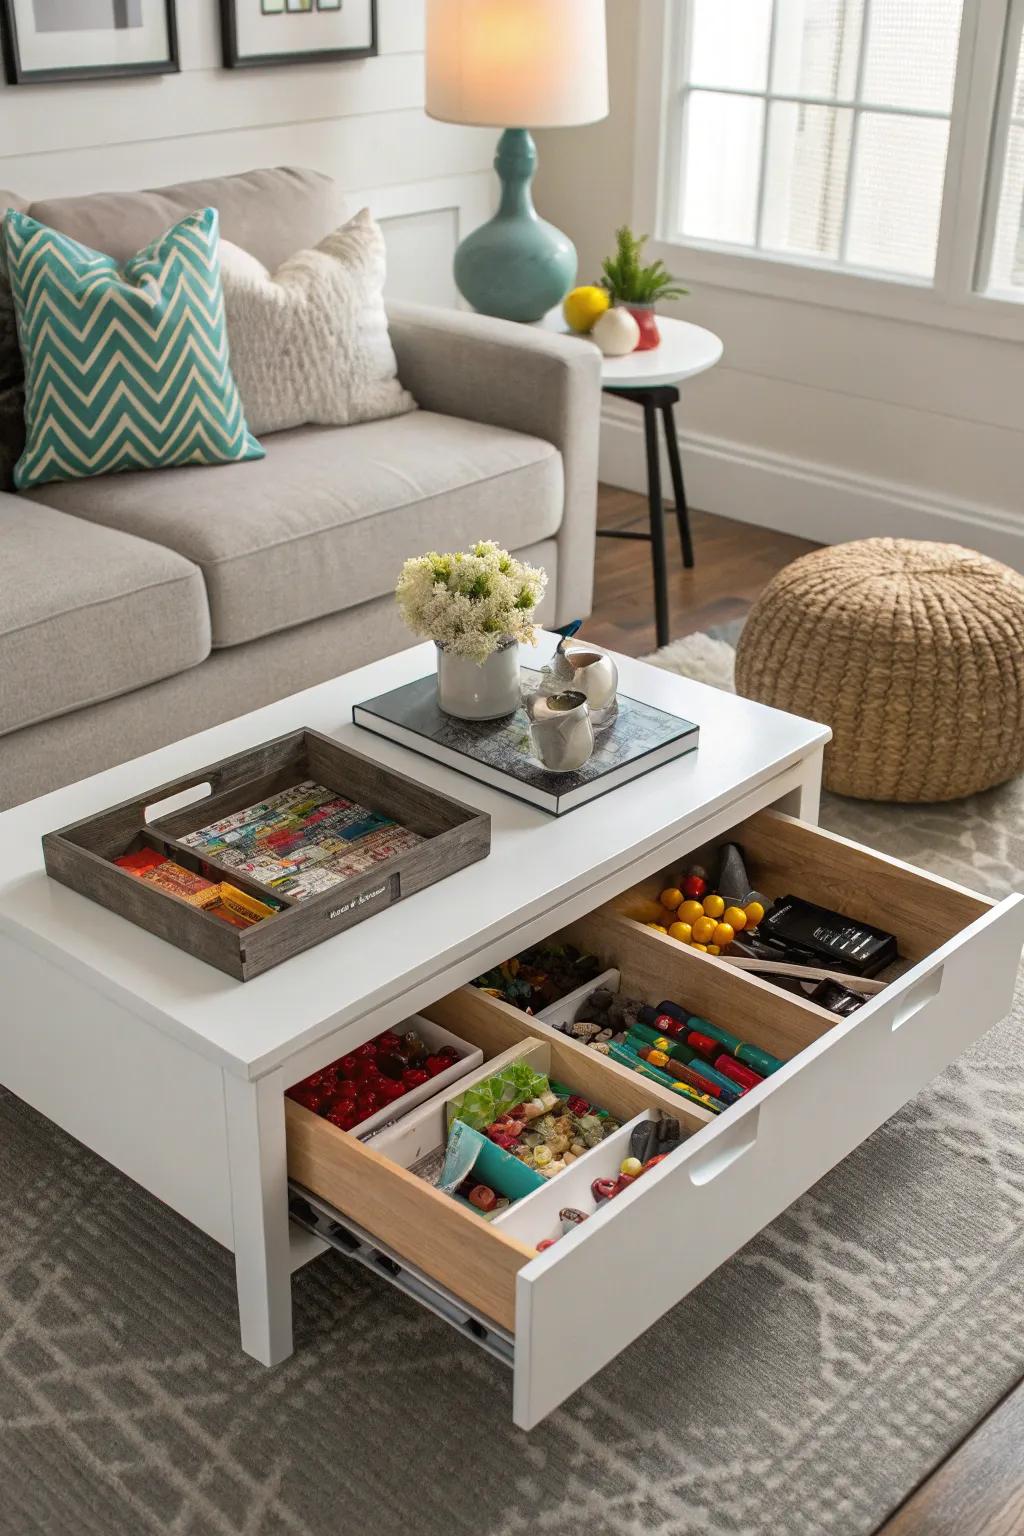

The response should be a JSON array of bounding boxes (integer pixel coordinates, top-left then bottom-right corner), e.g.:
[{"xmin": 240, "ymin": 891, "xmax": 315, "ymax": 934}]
[{"xmin": 287, "ymin": 810, "xmax": 1024, "ymax": 1431}]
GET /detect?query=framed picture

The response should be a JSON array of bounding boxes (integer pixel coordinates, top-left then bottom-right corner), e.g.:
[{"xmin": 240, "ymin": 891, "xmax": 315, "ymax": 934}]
[
  {"xmin": 1, "ymin": 0, "xmax": 178, "ymax": 84},
  {"xmin": 220, "ymin": 0, "xmax": 376, "ymax": 69}
]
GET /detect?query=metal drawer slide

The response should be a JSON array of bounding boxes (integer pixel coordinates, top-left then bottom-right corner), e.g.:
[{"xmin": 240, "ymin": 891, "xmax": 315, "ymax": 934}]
[{"xmin": 288, "ymin": 1183, "xmax": 515, "ymax": 1368}]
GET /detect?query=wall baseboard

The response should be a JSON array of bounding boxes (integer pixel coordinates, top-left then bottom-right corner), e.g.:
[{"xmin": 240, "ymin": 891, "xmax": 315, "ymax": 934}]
[{"xmin": 600, "ymin": 401, "xmax": 1024, "ymax": 570}]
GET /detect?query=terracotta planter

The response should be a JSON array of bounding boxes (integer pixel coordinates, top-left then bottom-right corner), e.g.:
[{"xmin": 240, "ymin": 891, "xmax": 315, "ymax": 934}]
[{"xmin": 624, "ymin": 302, "xmax": 660, "ymax": 351}]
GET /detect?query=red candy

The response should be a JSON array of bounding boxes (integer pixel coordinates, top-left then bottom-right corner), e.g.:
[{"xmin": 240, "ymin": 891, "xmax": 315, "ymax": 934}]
[
  {"xmin": 338, "ymin": 1054, "xmax": 359, "ymax": 1078},
  {"xmin": 536, "ymin": 1238, "xmax": 556, "ymax": 1251},
  {"xmin": 566, "ymin": 1096, "xmax": 590, "ymax": 1115},
  {"xmin": 683, "ymin": 874, "xmax": 707, "ymax": 899},
  {"xmin": 376, "ymin": 1032, "xmax": 401, "ymax": 1053},
  {"xmin": 288, "ymin": 1087, "xmax": 324, "ymax": 1112},
  {"xmin": 468, "ymin": 1184, "xmax": 497, "ymax": 1212},
  {"xmin": 424, "ymin": 1055, "xmax": 449, "ymax": 1077},
  {"xmin": 592, "ymin": 1177, "xmax": 618, "ymax": 1203},
  {"xmin": 402, "ymin": 1068, "xmax": 430, "ymax": 1089}
]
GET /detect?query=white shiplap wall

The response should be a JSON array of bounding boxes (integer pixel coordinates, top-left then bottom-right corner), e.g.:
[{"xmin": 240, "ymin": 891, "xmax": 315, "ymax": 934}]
[{"xmin": 0, "ymin": 0, "xmax": 497, "ymax": 304}]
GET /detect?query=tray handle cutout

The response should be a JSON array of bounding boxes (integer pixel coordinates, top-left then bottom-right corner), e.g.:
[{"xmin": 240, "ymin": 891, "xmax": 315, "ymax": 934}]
[
  {"xmin": 145, "ymin": 781, "xmax": 213, "ymax": 825},
  {"xmin": 891, "ymin": 964, "xmax": 944, "ymax": 1032},
  {"xmin": 688, "ymin": 1107, "xmax": 760, "ymax": 1186}
]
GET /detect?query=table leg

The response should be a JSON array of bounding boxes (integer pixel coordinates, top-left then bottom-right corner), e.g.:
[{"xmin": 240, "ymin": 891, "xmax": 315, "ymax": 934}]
[
  {"xmin": 223, "ymin": 1068, "xmax": 294, "ymax": 1367},
  {"xmin": 661, "ymin": 396, "xmax": 695, "ymax": 570},
  {"xmin": 641, "ymin": 395, "xmax": 671, "ymax": 649}
]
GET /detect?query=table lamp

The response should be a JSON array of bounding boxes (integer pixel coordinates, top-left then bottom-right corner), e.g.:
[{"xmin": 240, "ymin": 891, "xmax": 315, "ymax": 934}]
[{"xmin": 426, "ymin": 0, "xmax": 609, "ymax": 323}]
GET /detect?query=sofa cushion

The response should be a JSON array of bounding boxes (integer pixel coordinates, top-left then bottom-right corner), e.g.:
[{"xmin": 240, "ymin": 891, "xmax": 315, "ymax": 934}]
[
  {"xmin": 0, "ymin": 191, "xmax": 29, "ymax": 492},
  {"xmin": 27, "ymin": 167, "xmax": 347, "ymax": 272},
  {"xmin": 6, "ymin": 207, "xmax": 264, "ymax": 490},
  {"xmin": 0, "ymin": 492, "xmax": 210, "ymax": 738},
  {"xmin": 27, "ymin": 411, "xmax": 564, "ymax": 649}
]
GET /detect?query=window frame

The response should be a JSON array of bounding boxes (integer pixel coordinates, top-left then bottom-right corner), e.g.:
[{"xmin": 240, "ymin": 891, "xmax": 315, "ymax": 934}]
[{"xmin": 632, "ymin": 0, "xmax": 1024, "ymax": 341}]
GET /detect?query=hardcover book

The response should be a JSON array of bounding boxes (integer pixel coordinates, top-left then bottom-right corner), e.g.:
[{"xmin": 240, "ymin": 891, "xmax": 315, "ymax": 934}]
[{"xmin": 353, "ymin": 667, "xmax": 699, "ymax": 814}]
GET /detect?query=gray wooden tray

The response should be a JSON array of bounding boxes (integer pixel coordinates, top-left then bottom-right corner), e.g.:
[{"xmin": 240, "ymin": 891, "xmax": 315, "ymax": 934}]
[{"xmin": 42, "ymin": 727, "xmax": 490, "ymax": 981}]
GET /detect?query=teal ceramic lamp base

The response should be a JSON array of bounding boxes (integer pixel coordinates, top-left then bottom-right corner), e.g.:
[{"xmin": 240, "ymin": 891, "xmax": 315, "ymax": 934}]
[{"xmin": 454, "ymin": 129, "xmax": 577, "ymax": 323}]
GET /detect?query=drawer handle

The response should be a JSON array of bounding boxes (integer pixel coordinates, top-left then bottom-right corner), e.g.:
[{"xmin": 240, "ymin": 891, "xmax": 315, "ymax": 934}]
[
  {"xmin": 891, "ymin": 964, "xmax": 944, "ymax": 1032},
  {"xmin": 688, "ymin": 1108, "xmax": 760, "ymax": 1186}
]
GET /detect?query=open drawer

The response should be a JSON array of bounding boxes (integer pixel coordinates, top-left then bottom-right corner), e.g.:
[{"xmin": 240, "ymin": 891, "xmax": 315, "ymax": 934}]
[{"xmin": 286, "ymin": 809, "xmax": 1024, "ymax": 1431}]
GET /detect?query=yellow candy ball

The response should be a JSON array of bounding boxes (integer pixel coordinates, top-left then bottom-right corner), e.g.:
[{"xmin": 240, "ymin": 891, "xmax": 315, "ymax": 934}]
[
  {"xmin": 712, "ymin": 921, "xmax": 735, "ymax": 948},
  {"xmin": 744, "ymin": 900, "xmax": 765, "ymax": 927},
  {"xmin": 668, "ymin": 920, "xmax": 693, "ymax": 943},
  {"xmin": 563, "ymin": 284, "xmax": 611, "ymax": 333},
  {"xmin": 702, "ymin": 893, "xmax": 725, "ymax": 919},
  {"xmin": 692, "ymin": 915, "xmax": 717, "ymax": 944},
  {"xmin": 706, "ymin": 944, "xmax": 721, "ymax": 955},
  {"xmin": 679, "ymin": 898, "xmax": 705, "ymax": 925},
  {"xmin": 659, "ymin": 886, "xmax": 684, "ymax": 912},
  {"xmin": 691, "ymin": 942, "xmax": 708, "ymax": 952},
  {"xmin": 723, "ymin": 905, "xmax": 748, "ymax": 932}
]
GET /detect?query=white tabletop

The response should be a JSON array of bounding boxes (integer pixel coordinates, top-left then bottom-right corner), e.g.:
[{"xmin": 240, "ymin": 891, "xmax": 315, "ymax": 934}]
[
  {"xmin": 598, "ymin": 315, "xmax": 724, "ymax": 390},
  {"xmin": 542, "ymin": 312, "xmax": 723, "ymax": 389},
  {"xmin": 0, "ymin": 635, "xmax": 827, "ymax": 1080}
]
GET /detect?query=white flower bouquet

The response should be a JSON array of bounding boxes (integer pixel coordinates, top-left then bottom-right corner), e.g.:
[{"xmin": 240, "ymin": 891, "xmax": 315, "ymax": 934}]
[{"xmin": 396, "ymin": 541, "xmax": 548, "ymax": 664}]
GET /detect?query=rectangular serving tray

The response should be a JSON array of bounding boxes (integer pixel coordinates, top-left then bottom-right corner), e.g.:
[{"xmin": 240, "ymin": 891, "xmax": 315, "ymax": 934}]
[{"xmin": 42, "ymin": 727, "xmax": 490, "ymax": 981}]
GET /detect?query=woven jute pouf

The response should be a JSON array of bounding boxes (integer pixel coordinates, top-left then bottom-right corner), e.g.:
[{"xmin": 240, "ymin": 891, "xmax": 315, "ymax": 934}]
[{"xmin": 735, "ymin": 538, "xmax": 1024, "ymax": 802}]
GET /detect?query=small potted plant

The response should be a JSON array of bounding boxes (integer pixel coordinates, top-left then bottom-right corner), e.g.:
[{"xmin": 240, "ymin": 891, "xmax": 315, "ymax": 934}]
[
  {"xmin": 396, "ymin": 541, "xmax": 547, "ymax": 720},
  {"xmin": 599, "ymin": 226, "xmax": 688, "ymax": 351}
]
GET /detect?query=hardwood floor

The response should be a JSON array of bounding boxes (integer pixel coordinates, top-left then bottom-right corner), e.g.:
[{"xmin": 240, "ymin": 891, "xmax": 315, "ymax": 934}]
[
  {"xmin": 877, "ymin": 1379, "xmax": 1024, "ymax": 1535},
  {"xmin": 592, "ymin": 484, "xmax": 1024, "ymax": 1535},
  {"xmin": 585, "ymin": 483, "xmax": 817, "ymax": 655}
]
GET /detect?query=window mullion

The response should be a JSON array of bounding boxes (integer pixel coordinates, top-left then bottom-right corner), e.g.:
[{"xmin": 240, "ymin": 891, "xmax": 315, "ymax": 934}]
[
  {"xmin": 753, "ymin": 0, "xmax": 780, "ymax": 249},
  {"xmin": 838, "ymin": 0, "xmax": 873, "ymax": 265},
  {"xmin": 971, "ymin": 0, "xmax": 1024, "ymax": 294}
]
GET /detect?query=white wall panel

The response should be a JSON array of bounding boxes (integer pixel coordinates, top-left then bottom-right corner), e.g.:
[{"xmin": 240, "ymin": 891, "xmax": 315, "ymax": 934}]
[{"xmin": 0, "ymin": 0, "xmax": 494, "ymax": 302}]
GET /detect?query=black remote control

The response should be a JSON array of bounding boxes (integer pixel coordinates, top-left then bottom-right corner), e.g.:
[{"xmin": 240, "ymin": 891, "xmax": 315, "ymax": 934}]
[{"xmin": 759, "ymin": 894, "xmax": 897, "ymax": 976}]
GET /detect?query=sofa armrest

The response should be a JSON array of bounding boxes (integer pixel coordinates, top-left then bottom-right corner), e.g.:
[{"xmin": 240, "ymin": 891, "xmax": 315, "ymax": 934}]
[{"xmin": 387, "ymin": 302, "xmax": 602, "ymax": 620}]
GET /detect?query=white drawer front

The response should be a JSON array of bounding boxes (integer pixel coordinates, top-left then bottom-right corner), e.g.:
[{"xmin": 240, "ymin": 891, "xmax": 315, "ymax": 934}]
[{"xmin": 512, "ymin": 892, "xmax": 1024, "ymax": 1429}]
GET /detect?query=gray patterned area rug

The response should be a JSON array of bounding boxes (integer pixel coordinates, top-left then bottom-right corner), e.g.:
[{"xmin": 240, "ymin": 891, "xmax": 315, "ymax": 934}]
[{"xmin": 3, "ymin": 674, "xmax": 1024, "ymax": 1536}]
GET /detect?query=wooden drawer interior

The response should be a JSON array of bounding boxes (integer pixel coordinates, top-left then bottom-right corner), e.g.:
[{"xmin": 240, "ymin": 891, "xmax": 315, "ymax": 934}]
[
  {"xmin": 285, "ymin": 983, "xmax": 711, "ymax": 1332},
  {"xmin": 573, "ymin": 807, "xmax": 994, "ymax": 1053},
  {"xmin": 286, "ymin": 808, "xmax": 997, "ymax": 1336}
]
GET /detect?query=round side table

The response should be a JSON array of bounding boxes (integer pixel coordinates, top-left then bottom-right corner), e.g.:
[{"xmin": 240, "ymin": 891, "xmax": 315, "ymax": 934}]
[{"xmin": 598, "ymin": 317, "xmax": 723, "ymax": 648}]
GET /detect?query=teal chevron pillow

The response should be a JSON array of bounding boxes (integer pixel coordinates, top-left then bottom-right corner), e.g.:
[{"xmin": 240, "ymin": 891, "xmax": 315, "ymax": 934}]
[{"xmin": 2, "ymin": 206, "xmax": 263, "ymax": 490}]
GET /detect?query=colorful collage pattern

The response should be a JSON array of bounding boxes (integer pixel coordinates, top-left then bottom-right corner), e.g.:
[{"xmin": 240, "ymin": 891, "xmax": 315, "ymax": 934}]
[{"xmin": 179, "ymin": 779, "xmax": 421, "ymax": 901}]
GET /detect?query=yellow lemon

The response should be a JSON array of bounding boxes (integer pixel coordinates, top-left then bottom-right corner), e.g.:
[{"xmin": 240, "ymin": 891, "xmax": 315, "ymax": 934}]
[
  {"xmin": 706, "ymin": 944, "xmax": 720, "ymax": 956},
  {"xmin": 660, "ymin": 886, "xmax": 684, "ymax": 912},
  {"xmin": 668, "ymin": 921, "xmax": 693, "ymax": 943},
  {"xmin": 692, "ymin": 915, "xmax": 717, "ymax": 944},
  {"xmin": 712, "ymin": 921, "xmax": 735, "ymax": 948},
  {"xmin": 679, "ymin": 898, "xmax": 705, "ymax": 925},
  {"xmin": 744, "ymin": 900, "xmax": 765, "ymax": 927},
  {"xmin": 691, "ymin": 942, "xmax": 708, "ymax": 952},
  {"xmin": 702, "ymin": 893, "xmax": 725, "ymax": 919},
  {"xmin": 563, "ymin": 284, "xmax": 610, "ymax": 334},
  {"xmin": 723, "ymin": 905, "xmax": 748, "ymax": 932}
]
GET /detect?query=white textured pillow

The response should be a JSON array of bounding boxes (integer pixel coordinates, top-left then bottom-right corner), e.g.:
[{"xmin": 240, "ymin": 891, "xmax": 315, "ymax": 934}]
[{"xmin": 219, "ymin": 207, "xmax": 415, "ymax": 436}]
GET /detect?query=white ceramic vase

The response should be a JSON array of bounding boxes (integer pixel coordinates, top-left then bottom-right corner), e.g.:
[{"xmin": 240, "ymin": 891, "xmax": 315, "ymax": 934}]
[{"xmin": 436, "ymin": 639, "xmax": 520, "ymax": 721}]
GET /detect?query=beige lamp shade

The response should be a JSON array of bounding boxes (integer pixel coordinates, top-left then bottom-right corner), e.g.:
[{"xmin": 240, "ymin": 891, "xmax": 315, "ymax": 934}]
[{"xmin": 426, "ymin": 0, "xmax": 609, "ymax": 129}]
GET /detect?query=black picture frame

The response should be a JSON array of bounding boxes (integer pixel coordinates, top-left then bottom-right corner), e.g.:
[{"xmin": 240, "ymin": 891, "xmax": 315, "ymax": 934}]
[
  {"xmin": 1, "ymin": 0, "xmax": 179, "ymax": 85},
  {"xmin": 219, "ymin": 0, "xmax": 377, "ymax": 69}
]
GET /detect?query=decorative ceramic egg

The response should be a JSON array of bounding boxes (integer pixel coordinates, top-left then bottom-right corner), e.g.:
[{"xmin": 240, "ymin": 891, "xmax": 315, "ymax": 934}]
[{"xmin": 592, "ymin": 306, "xmax": 641, "ymax": 357}]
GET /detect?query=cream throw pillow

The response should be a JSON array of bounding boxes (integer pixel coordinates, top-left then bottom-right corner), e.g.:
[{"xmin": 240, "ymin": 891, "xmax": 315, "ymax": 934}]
[{"xmin": 219, "ymin": 207, "xmax": 415, "ymax": 436}]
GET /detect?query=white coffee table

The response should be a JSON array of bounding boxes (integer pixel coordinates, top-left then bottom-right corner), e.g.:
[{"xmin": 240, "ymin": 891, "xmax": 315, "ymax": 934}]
[{"xmin": 1, "ymin": 635, "xmax": 1019, "ymax": 1430}]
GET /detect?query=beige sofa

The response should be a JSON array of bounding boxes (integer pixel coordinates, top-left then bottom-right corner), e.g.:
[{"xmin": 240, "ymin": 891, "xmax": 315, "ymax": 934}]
[{"xmin": 0, "ymin": 167, "xmax": 602, "ymax": 810}]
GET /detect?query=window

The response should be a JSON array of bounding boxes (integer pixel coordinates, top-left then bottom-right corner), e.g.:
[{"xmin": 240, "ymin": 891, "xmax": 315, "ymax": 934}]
[
  {"xmin": 982, "ymin": 7, "xmax": 1024, "ymax": 295},
  {"xmin": 657, "ymin": 0, "xmax": 1024, "ymax": 310}
]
